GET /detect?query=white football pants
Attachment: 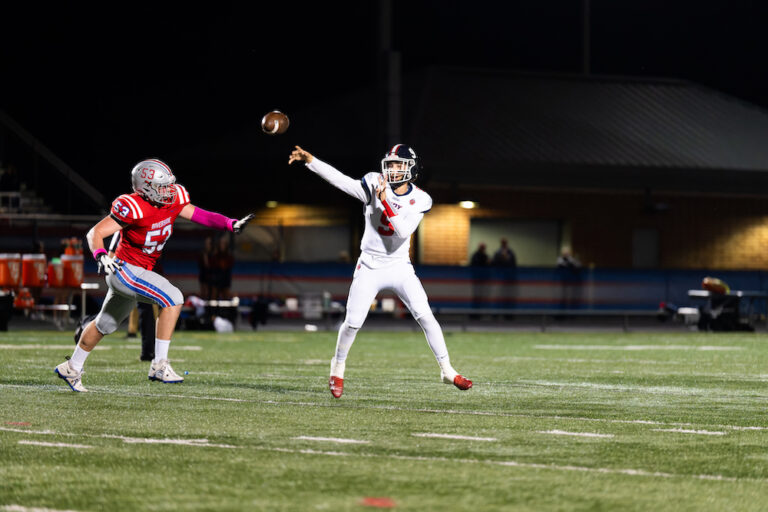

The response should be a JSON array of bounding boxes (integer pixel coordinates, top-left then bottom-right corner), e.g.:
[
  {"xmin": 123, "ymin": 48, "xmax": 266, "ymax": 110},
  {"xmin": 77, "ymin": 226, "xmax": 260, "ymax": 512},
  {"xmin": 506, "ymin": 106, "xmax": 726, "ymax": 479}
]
[{"xmin": 333, "ymin": 257, "xmax": 451, "ymax": 367}]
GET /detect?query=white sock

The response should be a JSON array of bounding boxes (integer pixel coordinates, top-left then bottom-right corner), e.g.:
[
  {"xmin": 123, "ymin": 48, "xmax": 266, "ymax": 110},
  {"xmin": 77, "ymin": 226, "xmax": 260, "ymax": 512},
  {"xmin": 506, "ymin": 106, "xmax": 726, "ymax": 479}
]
[
  {"xmin": 69, "ymin": 345, "xmax": 90, "ymax": 372},
  {"xmin": 416, "ymin": 313, "xmax": 457, "ymax": 378},
  {"xmin": 333, "ymin": 322, "xmax": 359, "ymax": 366},
  {"xmin": 153, "ymin": 339, "xmax": 171, "ymax": 363},
  {"xmin": 330, "ymin": 358, "xmax": 346, "ymax": 379}
]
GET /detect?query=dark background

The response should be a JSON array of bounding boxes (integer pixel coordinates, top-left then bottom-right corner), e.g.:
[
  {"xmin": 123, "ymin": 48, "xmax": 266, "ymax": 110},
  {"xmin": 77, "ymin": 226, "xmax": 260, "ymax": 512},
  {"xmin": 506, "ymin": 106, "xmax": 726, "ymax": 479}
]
[{"xmin": 2, "ymin": 1, "xmax": 768, "ymax": 211}]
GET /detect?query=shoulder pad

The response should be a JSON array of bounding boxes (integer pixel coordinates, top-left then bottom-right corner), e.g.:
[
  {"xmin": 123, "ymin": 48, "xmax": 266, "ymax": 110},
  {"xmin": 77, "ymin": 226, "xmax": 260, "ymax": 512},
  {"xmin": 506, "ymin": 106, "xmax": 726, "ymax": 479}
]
[
  {"xmin": 111, "ymin": 194, "xmax": 145, "ymax": 222},
  {"xmin": 414, "ymin": 187, "xmax": 432, "ymax": 213},
  {"xmin": 175, "ymin": 184, "xmax": 191, "ymax": 206}
]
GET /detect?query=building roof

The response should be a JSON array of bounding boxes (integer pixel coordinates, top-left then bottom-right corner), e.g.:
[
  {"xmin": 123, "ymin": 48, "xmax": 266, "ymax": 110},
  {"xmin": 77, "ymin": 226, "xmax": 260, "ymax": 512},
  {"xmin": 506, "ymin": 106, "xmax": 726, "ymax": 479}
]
[{"xmin": 410, "ymin": 68, "xmax": 768, "ymax": 195}]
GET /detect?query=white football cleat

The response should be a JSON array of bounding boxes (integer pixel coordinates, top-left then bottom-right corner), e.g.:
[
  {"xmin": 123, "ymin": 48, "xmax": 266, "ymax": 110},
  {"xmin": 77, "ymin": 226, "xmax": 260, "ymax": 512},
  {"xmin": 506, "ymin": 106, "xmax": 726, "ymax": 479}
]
[
  {"xmin": 148, "ymin": 359, "xmax": 184, "ymax": 383},
  {"xmin": 54, "ymin": 360, "xmax": 88, "ymax": 392}
]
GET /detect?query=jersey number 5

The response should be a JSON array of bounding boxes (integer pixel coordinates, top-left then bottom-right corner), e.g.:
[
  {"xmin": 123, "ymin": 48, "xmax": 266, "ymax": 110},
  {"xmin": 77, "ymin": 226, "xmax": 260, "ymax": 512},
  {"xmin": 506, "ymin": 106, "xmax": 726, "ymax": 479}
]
[
  {"xmin": 143, "ymin": 224, "xmax": 173, "ymax": 254},
  {"xmin": 377, "ymin": 212, "xmax": 395, "ymax": 236}
]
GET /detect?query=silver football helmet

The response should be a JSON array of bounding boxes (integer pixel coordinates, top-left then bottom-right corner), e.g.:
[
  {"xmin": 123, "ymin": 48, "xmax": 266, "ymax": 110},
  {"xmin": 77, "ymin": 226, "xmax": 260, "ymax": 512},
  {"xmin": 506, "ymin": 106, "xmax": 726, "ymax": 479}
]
[
  {"xmin": 130, "ymin": 159, "xmax": 177, "ymax": 206},
  {"xmin": 381, "ymin": 144, "xmax": 420, "ymax": 185}
]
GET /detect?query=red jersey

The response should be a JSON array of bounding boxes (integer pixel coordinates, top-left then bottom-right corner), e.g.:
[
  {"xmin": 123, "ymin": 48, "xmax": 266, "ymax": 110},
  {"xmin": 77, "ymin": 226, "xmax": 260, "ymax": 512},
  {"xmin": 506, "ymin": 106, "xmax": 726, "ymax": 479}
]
[{"xmin": 110, "ymin": 184, "xmax": 191, "ymax": 269}]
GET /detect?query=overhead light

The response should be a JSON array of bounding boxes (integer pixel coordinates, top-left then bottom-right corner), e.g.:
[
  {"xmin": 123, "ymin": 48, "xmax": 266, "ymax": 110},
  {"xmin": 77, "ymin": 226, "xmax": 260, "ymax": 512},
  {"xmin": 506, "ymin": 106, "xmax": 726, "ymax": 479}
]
[
  {"xmin": 459, "ymin": 201, "xmax": 477, "ymax": 209},
  {"xmin": 266, "ymin": 201, "xmax": 278, "ymax": 208}
]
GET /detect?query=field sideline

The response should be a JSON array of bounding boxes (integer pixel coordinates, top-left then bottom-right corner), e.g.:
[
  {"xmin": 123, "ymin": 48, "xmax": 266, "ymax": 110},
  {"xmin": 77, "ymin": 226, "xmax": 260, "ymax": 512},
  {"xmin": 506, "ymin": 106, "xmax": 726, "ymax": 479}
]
[{"xmin": 1, "ymin": 329, "xmax": 767, "ymax": 511}]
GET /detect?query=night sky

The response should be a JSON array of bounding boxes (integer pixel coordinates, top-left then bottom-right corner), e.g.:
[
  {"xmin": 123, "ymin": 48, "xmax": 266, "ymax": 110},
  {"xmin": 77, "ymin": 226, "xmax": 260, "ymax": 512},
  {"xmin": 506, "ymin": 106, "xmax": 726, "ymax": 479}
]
[{"xmin": 2, "ymin": 1, "xmax": 768, "ymax": 209}]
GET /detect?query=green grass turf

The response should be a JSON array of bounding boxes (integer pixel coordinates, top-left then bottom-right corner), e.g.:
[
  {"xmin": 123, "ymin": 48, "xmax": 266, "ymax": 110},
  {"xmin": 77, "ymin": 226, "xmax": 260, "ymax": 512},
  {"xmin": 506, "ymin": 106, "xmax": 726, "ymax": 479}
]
[{"xmin": 1, "ymin": 329, "xmax": 768, "ymax": 511}]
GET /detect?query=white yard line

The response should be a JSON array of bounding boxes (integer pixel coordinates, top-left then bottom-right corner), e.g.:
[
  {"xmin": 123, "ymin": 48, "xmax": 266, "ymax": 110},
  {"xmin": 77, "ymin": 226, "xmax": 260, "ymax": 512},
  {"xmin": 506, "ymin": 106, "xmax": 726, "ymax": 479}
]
[
  {"xmin": 3, "ymin": 426, "xmax": 760, "ymax": 483},
  {"xmin": 534, "ymin": 345, "xmax": 742, "ymax": 351},
  {"xmin": 293, "ymin": 436, "xmax": 370, "ymax": 444},
  {"xmin": 1, "ymin": 505, "xmax": 81, "ymax": 512},
  {"xmin": 3, "ymin": 385, "xmax": 767, "ymax": 432},
  {"xmin": 651, "ymin": 428, "xmax": 726, "ymax": 436},
  {"xmin": 0, "ymin": 345, "xmax": 109, "ymax": 350},
  {"xmin": 100, "ymin": 434, "xmax": 236, "ymax": 448},
  {"xmin": 538, "ymin": 430, "xmax": 614, "ymax": 438},
  {"xmin": 263, "ymin": 446, "xmax": 747, "ymax": 483},
  {"xmin": 518, "ymin": 379, "xmax": 760, "ymax": 398},
  {"xmin": 412, "ymin": 433, "xmax": 497, "ymax": 441},
  {"xmin": 18, "ymin": 440, "xmax": 92, "ymax": 449}
]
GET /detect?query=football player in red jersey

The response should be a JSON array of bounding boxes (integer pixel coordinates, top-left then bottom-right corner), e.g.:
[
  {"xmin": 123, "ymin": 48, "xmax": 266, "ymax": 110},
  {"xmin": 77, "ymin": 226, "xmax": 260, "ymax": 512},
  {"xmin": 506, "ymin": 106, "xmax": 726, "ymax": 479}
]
[{"xmin": 55, "ymin": 159, "xmax": 254, "ymax": 392}]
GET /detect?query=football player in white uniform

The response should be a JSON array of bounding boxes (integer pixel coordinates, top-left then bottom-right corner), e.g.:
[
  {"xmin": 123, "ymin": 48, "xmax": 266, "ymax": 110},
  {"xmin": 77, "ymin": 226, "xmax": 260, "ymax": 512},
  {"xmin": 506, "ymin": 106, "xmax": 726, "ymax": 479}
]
[{"xmin": 289, "ymin": 144, "xmax": 473, "ymax": 398}]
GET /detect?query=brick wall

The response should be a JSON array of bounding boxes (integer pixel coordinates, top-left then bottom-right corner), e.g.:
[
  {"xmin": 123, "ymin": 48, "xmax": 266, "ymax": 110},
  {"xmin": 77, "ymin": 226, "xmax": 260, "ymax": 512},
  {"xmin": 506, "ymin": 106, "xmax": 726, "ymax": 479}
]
[
  {"xmin": 422, "ymin": 186, "xmax": 768, "ymax": 269},
  {"xmin": 257, "ymin": 194, "xmax": 768, "ymax": 270}
]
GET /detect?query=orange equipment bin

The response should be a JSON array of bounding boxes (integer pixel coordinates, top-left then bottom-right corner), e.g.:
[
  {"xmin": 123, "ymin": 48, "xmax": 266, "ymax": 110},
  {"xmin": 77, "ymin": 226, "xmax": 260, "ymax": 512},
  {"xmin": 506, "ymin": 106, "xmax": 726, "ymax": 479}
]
[
  {"xmin": 62, "ymin": 254, "xmax": 84, "ymax": 288},
  {"xmin": 47, "ymin": 259, "xmax": 65, "ymax": 288},
  {"xmin": 0, "ymin": 253, "xmax": 22, "ymax": 288},
  {"xmin": 22, "ymin": 254, "xmax": 47, "ymax": 287}
]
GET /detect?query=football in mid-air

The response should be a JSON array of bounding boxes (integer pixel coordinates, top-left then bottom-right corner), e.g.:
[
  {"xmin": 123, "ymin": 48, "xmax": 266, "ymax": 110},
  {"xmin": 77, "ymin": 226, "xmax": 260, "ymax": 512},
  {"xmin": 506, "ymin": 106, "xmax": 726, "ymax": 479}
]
[{"xmin": 261, "ymin": 110, "xmax": 290, "ymax": 135}]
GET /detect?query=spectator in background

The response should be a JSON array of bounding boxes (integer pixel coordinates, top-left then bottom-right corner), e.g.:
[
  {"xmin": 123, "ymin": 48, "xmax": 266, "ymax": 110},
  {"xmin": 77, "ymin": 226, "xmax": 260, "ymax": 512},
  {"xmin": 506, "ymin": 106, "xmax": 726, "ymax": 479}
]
[
  {"xmin": 210, "ymin": 234, "xmax": 234, "ymax": 300},
  {"xmin": 470, "ymin": 242, "xmax": 490, "ymax": 314},
  {"xmin": 470, "ymin": 243, "xmax": 489, "ymax": 266},
  {"xmin": 492, "ymin": 238, "xmax": 517, "ymax": 268},
  {"xmin": 556, "ymin": 246, "xmax": 583, "ymax": 311},
  {"xmin": 198, "ymin": 236, "xmax": 214, "ymax": 299},
  {"xmin": 557, "ymin": 246, "xmax": 581, "ymax": 269}
]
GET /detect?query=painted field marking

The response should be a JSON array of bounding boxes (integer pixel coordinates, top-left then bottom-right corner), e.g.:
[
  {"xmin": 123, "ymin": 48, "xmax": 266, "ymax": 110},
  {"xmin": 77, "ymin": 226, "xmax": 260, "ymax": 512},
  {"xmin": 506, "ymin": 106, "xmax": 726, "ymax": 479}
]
[
  {"xmin": 111, "ymin": 344, "xmax": 201, "ymax": 351},
  {"xmin": 100, "ymin": 434, "xmax": 236, "ymax": 448},
  {"xmin": 360, "ymin": 497, "xmax": 396, "ymax": 508},
  {"xmin": 1, "ymin": 505, "xmax": 81, "ymax": 512},
  {"xmin": 0, "ymin": 345, "xmax": 109, "ymax": 351},
  {"xmin": 518, "ymin": 379, "xmax": 762, "ymax": 398},
  {"xmin": 538, "ymin": 430, "xmax": 614, "ymax": 438},
  {"xmin": 265, "ymin": 446, "xmax": 749, "ymax": 483},
  {"xmin": 293, "ymin": 436, "xmax": 370, "ymax": 444},
  {"xmin": 651, "ymin": 428, "xmax": 726, "ymax": 436},
  {"xmin": 3, "ymin": 427, "xmax": 762, "ymax": 483},
  {"xmin": 412, "ymin": 433, "xmax": 497, "ymax": 442},
  {"xmin": 3, "ymin": 385, "xmax": 767, "ymax": 432},
  {"xmin": 534, "ymin": 345, "xmax": 742, "ymax": 351},
  {"xmin": 18, "ymin": 440, "xmax": 92, "ymax": 449}
]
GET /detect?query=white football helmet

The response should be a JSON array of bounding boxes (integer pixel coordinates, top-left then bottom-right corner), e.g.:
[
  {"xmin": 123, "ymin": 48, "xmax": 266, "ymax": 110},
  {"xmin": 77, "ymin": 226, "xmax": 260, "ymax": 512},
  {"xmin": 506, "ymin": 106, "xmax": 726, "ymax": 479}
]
[
  {"xmin": 130, "ymin": 159, "xmax": 177, "ymax": 206},
  {"xmin": 381, "ymin": 144, "xmax": 420, "ymax": 185}
]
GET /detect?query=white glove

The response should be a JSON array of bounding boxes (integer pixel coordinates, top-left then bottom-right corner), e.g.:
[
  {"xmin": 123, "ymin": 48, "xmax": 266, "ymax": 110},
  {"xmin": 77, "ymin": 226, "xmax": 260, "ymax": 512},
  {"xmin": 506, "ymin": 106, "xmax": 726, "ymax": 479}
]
[
  {"xmin": 97, "ymin": 253, "xmax": 121, "ymax": 275},
  {"xmin": 233, "ymin": 213, "xmax": 254, "ymax": 234}
]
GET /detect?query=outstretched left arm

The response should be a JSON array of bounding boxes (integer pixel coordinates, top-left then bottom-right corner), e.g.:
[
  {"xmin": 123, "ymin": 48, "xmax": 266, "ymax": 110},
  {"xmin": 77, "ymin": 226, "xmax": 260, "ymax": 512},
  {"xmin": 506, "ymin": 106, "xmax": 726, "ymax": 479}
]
[{"xmin": 181, "ymin": 204, "xmax": 254, "ymax": 234}]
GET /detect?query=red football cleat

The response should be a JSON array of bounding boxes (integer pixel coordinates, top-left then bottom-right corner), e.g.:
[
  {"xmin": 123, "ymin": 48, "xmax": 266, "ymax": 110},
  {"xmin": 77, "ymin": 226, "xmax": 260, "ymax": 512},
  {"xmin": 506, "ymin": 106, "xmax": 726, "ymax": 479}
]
[
  {"xmin": 329, "ymin": 376, "xmax": 344, "ymax": 398},
  {"xmin": 453, "ymin": 375, "xmax": 473, "ymax": 390}
]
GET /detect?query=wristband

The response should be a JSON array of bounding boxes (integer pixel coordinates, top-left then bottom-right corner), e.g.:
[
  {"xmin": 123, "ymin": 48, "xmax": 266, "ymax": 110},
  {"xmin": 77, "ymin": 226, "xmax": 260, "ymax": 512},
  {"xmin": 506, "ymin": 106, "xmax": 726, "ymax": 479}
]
[{"xmin": 93, "ymin": 248, "xmax": 108, "ymax": 260}]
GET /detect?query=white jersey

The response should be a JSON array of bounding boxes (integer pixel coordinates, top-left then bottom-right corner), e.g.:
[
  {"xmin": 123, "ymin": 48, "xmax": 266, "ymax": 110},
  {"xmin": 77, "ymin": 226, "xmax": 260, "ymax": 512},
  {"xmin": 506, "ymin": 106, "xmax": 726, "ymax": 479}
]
[{"xmin": 306, "ymin": 159, "xmax": 432, "ymax": 266}]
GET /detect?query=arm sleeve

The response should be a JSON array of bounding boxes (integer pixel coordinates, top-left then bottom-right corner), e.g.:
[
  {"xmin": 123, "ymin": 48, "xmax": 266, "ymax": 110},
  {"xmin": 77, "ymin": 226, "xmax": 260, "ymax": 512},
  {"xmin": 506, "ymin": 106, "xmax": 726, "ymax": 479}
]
[
  {"xmin": 190, "ymin": 207, "xmax": 236, "ymax": 231},
  {"xmin": 306, "ymin": 158, "xmax": 369, "ymax": 203}
]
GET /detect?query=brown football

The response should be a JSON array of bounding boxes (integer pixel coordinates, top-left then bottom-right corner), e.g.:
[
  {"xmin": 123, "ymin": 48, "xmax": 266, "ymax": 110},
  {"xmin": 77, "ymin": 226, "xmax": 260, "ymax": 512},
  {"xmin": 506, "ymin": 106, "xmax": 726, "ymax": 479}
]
[{"xmin": 261, "ymin": 110, "xmax": 290, "ymax": 135}]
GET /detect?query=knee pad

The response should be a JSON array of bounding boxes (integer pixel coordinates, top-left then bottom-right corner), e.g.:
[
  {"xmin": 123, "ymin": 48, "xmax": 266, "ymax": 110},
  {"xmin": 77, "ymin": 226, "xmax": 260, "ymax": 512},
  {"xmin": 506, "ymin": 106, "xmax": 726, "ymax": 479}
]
[
  {"xmin": 414, "ymin": 310, "xmax": 437, "ymax": 327},
  {"xmin": 94, "ymin": 311, "xmax": 120, "ymax": 335},
  {"xmin": 343, "ymin": 308, "xmax": 366, "ymax": 330}
]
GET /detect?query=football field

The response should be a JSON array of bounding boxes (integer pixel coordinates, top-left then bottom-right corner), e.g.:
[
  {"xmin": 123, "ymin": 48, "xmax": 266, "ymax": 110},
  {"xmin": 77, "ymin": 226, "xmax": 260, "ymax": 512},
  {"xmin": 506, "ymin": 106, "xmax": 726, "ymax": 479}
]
[{"xmin": 1, "ymin": 329, "xmax": 767, "ymax": 511}]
